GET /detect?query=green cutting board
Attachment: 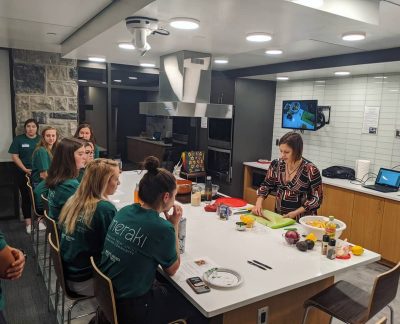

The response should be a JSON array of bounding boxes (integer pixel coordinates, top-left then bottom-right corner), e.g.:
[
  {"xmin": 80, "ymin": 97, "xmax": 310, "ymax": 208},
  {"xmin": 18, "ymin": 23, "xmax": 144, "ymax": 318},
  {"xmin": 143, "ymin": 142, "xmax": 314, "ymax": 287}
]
[{"xmin": 245, "ymin": 210, "xmax": 295, "ymax": 229}]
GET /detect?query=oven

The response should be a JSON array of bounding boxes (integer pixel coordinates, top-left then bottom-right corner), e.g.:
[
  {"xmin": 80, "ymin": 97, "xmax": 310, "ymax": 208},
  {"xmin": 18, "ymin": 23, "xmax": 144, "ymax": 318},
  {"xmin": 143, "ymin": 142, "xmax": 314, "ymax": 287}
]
[
  {"xmin": 208, "ymin": 118, "xmax": 232, "ymax": 150},
  {"xmin": 207, "ymin": 146, "xmax": 232, "ymax": 183}
]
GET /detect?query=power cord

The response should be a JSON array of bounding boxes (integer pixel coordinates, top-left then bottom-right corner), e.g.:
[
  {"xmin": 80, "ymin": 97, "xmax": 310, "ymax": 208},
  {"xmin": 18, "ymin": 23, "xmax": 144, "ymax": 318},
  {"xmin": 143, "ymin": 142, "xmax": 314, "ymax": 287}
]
[
  {"xmin": 349, "ymin": 172, "xmax": 378, "ymax": 185},
  {"xmin": 391, "ymin": 164, "xmax": 400, "ymax": 170}
]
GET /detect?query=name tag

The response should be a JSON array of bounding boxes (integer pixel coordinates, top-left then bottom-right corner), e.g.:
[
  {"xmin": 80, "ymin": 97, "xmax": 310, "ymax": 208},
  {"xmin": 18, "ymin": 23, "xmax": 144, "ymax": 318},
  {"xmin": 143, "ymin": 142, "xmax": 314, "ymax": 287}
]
[{"xmin": 21, "ymin": 144, "xmax": 30, "ymax": 148}]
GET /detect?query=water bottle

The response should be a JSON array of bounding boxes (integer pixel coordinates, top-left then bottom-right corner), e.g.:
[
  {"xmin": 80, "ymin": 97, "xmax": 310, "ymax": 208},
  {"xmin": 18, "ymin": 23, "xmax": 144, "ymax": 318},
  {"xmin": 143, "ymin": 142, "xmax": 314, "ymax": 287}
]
[
  {"xmin": 178, "ymin": 218, "xmax": 186, "ymax": 254},
  {"xmin": 205, "ymin": 176, "xmax": 212, "ymax": 202},
  {"xmin": 325, "ymin": 216, "xmax": 337, "ymax": 239},
  {"xmin": 133, "ymin": 183, "xmax": 140, "ymax": 204}
]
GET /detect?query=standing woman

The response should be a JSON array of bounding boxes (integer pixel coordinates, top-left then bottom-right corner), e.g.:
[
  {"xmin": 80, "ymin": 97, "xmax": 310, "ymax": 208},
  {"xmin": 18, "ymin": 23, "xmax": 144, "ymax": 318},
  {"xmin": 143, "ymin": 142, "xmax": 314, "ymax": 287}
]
[
  {"xmin": 252, "ymin": 132, "xmax": 323, "ymax": 221},
  {"xmin": 31, "ymin": 126, "xmax": 58, "ymax": 187},
  {"xmin": 8, "ymin": 119, "xmax": 40, "ymax": 234},
  {"xmin": 46, "ymin": 138, "xmax": 86, "ymax": 222},
  {"xmin": 99, "ymin": 156, "xmax": 206, "ymax": 324},
  {"xmin": 59, "ymin": 159, "xmax": 120, "ymax": 296},
  {"xmin": 74, "ymin": 123, "xmax": 100, "ymax": 158}
]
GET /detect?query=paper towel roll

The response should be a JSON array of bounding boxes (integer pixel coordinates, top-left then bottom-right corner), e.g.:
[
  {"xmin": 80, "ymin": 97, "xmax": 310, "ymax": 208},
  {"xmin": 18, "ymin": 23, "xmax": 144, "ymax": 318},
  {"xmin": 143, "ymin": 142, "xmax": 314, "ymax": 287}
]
[{"xmin": 355, "ymin": 160, "xmax": 370, "ymax": 180}]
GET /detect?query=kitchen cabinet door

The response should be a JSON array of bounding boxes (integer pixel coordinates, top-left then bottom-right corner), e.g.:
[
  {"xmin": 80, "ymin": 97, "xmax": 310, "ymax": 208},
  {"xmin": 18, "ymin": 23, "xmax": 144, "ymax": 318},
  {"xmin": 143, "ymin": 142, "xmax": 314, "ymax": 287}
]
[
  {"xmin": 318, "ymin": 185, "xmax": 354, "ymax": 240},
  {"xmin": 379, "ymin": 200, "xmax": 400, "ymax": 263},
  {"xmin": 351, "ymin": 192, "xmax": 384, "ymax": 253},
  {"xmin": 243, "ymin": 187, "xmax": 275, "ymax": 212}
]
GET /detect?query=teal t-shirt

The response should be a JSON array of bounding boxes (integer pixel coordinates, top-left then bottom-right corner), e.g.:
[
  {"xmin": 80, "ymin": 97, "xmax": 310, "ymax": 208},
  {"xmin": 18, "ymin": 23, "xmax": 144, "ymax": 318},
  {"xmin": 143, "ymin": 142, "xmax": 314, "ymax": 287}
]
[
  {"xmin": 76, "ymin": 168, "xmax": 85, "ymax": 183},
  {"xmin": 0, "ymin": 230, "xmax": 7, "ymax": 310},
  {"xmin": 60, "ymin": 200, "xmax": 117, "ymax": 282},
  {"xmin": 8, "ymin": 134, "xmax": 40, "ymax": 172},
  {"xmin": 48, "ymin": 179, "xmax": 79, "ymax": 222},
  {"xmin": 94, "ymin": 144, "xmax": 100, "ymax": 159},
  {"xmin": 34, "ymin": 180, "xmax": 48, "ymax": 212},
  {"xmin": 99, "ymin": 204, "xmax": 177, "ymax": 299},
  {"xmin": 31, "ymin": 147, "xmax": 52, "ymax": 185}
]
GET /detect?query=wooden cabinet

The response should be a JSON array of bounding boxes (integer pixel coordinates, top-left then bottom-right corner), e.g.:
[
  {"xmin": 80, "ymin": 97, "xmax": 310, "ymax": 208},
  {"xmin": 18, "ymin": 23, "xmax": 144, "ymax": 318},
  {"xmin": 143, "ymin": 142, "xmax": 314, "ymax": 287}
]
[
  {"xmin": 319, "ymin": 185, "xmax": 354, "ymax": 240},
  {"xmin": 379, "ymin": 200, "xmax": 400, "ymax": 263},
  {"xmin": 351, "ymin": 193, "xmax": 384, "ymax": 252}
]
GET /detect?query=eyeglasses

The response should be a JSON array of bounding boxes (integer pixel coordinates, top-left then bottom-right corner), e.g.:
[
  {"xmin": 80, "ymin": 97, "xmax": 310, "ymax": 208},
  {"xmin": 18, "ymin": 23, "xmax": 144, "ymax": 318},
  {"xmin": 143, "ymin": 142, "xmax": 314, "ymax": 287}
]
[{"xmin": 85, "ymin": 151, "xmax": 94, "ymax": 155}]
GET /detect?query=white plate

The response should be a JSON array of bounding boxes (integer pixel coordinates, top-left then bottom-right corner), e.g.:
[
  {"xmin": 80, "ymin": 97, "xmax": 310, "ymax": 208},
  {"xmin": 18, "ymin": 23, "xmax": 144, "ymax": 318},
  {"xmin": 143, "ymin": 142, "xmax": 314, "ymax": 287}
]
[{"xmin": 203, "ymin": 268, "xmax": 243, "ymax": 288}]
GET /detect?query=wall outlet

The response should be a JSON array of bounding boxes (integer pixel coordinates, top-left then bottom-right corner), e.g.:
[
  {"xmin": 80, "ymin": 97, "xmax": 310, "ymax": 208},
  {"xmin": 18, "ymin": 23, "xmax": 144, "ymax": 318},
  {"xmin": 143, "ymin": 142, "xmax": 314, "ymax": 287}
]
[
  {"xmin": 258, "ymin": 306, "xmax": 269, "ymax": 324},
  {"xmin": 396, "ymin": 129, "xmax": 400, "ymax": 138},
  {"xmin": 275, "ymin": 138, "xmax": 279, "ymax": 146}
]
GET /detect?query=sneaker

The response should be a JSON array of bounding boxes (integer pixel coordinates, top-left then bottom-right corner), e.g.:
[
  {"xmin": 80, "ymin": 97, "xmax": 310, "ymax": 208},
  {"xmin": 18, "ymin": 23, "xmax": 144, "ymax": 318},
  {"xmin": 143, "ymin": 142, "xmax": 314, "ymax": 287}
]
[
  {"xmin": 38, "ymin": 222, "xmax": 46, "ymax": 231},
  {"xmin": 26, "ymin": 225, "xmax": 32, "ymax": 234}
]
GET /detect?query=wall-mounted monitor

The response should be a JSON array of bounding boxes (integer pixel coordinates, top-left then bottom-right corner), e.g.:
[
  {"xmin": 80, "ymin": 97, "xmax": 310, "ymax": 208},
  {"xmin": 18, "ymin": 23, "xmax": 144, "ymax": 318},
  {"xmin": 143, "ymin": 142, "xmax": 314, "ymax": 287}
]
[{"xmin": 282, "ymin": 100, "xmax": 318, "ymax": 131}]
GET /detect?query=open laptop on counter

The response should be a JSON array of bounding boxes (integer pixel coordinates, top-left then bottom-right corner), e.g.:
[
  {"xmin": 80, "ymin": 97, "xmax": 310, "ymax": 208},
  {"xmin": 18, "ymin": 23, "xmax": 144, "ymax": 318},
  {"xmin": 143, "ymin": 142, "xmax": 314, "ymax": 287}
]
[{"xmin": 362, "ymin": 168, "xmax": 400, "ymax": 193}]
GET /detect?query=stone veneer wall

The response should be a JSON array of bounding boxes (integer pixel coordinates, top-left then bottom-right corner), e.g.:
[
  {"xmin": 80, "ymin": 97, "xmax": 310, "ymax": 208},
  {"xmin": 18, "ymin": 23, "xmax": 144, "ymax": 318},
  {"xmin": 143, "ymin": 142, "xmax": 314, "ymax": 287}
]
[{"xmin": 12, "ymin": 49, "xmax": 78, "ymax": 137}]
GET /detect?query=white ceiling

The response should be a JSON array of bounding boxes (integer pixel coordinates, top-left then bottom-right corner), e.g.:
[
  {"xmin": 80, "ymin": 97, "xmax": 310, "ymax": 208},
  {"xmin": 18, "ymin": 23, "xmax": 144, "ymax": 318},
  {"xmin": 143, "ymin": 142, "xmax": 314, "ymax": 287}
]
[{"xmin": 2, "ymin": 0, "xmax": 400, "ymax": 74}]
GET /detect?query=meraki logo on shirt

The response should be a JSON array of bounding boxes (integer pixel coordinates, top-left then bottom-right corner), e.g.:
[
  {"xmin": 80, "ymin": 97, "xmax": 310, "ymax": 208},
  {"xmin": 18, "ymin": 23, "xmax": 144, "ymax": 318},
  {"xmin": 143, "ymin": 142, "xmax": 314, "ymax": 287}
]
[
  {"xmin": 22, "ymin": 144, "xmax": 30, "ymax": 148},
  {"xmin": 108, "ymin": 219, "xmax": 148, "ymax": 248}
]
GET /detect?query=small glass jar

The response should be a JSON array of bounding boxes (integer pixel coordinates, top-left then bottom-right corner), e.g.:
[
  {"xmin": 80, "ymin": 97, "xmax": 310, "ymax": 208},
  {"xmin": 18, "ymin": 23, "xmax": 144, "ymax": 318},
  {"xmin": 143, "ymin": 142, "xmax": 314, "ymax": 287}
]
[{"xmin": 191, "ymin": 184, "xmax": 202, "ymax": 207}]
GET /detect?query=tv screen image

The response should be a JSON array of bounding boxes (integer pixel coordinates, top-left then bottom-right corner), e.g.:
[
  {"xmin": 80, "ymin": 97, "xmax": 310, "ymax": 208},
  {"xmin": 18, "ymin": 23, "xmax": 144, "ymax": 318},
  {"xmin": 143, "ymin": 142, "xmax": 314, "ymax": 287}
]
[{"xmin": 282, "ymin": 100, "xmax": 318, "ymax": 131}]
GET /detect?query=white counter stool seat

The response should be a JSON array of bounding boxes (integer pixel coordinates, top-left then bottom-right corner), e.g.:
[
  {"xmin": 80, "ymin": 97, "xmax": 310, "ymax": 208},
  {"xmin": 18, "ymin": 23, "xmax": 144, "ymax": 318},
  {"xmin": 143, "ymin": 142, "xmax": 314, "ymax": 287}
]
[{"xmin": 301, "ymin": 262, "xmax": 400, "ymax": 324}]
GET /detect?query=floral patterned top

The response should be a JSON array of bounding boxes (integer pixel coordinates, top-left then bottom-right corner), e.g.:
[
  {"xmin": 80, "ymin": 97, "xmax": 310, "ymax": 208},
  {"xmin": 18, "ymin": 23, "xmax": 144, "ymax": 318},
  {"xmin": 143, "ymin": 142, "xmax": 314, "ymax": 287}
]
[{"xmin": 257, "ymin": 159, "xmax": 323, "ymax": 221}]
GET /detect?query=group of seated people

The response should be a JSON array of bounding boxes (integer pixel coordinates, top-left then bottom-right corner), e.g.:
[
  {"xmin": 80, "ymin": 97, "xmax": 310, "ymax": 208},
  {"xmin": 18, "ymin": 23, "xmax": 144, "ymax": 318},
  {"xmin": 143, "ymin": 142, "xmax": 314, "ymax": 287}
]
[{"xmin": 6, "ymin": 119, "xmax": 206, "ymax": 324}]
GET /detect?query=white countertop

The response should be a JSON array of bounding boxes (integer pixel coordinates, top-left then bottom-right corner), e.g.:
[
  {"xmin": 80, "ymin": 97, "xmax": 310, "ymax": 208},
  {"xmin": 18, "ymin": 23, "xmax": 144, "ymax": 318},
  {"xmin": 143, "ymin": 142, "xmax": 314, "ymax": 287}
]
[
  {"xmin": 110, "ymin": 171, "xmax": 380, "ymax": 318},
  {"xmin": 244, "ymin": 162, "xmax": 400, "ymax": 203},
  {"xmin": 126, "ymin": 136, "xmax": 172, "ymax": 147}
]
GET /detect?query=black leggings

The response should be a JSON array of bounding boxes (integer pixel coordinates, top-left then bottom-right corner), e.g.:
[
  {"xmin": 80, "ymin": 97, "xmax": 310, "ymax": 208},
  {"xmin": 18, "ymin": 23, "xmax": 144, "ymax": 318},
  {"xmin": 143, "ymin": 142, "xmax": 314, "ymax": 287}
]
[
  {"xmin": 116, "ymin": 279, "xmax": 208, "ymax": 324},
  {"xmin": 15, "ymin": 171, "xmax": 32, "ymax": 219}
]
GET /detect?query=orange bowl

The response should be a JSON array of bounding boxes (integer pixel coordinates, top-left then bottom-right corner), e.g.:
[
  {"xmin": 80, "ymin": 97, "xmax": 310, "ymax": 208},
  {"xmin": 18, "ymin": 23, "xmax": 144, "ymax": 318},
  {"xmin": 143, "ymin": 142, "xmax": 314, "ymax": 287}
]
[{"xmin": 176, "ymin": 179, "xmax": 192, "ymax": 195}]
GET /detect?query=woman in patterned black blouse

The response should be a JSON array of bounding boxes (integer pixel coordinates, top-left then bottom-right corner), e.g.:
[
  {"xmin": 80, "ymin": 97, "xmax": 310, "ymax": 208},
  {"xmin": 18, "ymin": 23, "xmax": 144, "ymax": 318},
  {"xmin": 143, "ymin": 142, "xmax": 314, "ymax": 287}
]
[{"xmin": 252, "ymin": 132, "xmax": 323, "ymax": 221}]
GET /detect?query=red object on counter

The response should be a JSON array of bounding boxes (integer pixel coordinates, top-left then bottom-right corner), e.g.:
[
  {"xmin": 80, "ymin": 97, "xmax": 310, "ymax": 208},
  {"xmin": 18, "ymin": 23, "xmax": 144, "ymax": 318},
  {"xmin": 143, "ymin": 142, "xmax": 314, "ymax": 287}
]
[
  {"xmin": 204, "ymin": 204, "xmax": 217, "ymax": 212},
  {"xmin": 336, "ymin": 254, "xmax": 351, "ymax": 260},
  {"xmin": 215, "ymin": 197, "xmax": 247, "ymax": 208}
]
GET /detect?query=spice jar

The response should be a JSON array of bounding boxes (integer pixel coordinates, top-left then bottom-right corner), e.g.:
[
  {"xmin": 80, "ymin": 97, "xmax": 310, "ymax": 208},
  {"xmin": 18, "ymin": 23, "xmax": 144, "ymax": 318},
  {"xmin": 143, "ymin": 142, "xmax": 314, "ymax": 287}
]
[
  {"xmin": 327, "ymin": 239, "xmax": 336, "ymax": 260},
  {"xmin": 191, "ymin": 184, "xmax": 201, "ymax": 207}
]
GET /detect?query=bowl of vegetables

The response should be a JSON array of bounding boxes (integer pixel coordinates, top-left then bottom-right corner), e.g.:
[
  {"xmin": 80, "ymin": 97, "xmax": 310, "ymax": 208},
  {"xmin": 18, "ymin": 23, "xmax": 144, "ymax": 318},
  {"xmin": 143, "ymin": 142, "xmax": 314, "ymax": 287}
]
[{"xmin": 299, "ymin": 216, "xmax": 346, "ymax": 240}]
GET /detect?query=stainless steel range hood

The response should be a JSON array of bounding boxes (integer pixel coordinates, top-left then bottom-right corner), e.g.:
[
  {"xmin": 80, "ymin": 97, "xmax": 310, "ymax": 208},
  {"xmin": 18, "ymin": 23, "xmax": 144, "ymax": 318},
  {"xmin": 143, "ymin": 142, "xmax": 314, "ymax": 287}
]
[{"xmin": 139, "ymin": 51, "xmax": 233, "ymax": 118}]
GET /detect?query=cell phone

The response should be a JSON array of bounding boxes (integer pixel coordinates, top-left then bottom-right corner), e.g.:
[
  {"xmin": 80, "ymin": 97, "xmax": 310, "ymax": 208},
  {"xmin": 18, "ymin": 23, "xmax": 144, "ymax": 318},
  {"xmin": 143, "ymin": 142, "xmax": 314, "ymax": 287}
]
[{"xmin": 186, "ymin": 277, "xmax": 211, "ymax": 294}]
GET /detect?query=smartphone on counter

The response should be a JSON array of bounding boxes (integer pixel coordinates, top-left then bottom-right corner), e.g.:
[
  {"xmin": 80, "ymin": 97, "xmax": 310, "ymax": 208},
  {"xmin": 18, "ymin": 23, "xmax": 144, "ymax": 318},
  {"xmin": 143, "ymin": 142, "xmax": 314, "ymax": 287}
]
[{"xmin": 186, "ymin": 277, "xmax": 211, "ymax": 294}]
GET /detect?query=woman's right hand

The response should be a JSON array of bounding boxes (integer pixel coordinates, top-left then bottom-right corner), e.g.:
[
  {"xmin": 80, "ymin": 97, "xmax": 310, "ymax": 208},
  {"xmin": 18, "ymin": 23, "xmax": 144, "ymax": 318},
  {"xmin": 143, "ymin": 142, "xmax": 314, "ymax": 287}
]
[
  {"xmin": 25, "ymin": 169, "xmax": 32, "ymax": 175},
  {"xmin": 251, "ymin": 197, "xmax": 264, "ymax": 216},
  {"xmin": 164, "ymin": 204, "xmax": 182, "ymax": 226}
]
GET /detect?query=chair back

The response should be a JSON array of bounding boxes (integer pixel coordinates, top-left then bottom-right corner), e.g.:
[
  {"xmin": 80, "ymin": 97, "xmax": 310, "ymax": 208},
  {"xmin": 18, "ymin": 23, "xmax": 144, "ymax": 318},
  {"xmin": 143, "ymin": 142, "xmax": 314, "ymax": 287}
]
[
  {"xmin": 48, "ymin": 232, "xmax": 68, "ymax": 295},
  {"xmin": 44, "ymin": 210, "xmax": 59, "ymax": 249},
  {"xmin": 90, "ymin": 256, "xmax": 118, "ymax": 324},
  {"xmin": 26, "ymin": 177, "xmax": 43, "ymax": 218},
  {"xmin": 41, "ymin": 194, "xmax": 49, "ymax": 214},
  {"xmin": 368, "ymin": 262, "xmax": 400, "ymax": 319}
]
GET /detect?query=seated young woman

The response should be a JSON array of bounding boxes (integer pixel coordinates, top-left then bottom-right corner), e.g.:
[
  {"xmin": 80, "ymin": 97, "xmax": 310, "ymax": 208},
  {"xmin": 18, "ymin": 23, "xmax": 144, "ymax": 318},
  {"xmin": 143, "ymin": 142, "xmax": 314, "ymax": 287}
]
[
  {"xmin": 59, "ymin": 158, "xmax": 120, "ymax": 296},
  {"xmin": 77, "ymin": 139, "xmax": 95, "ymax": 183},
  {"xmin": 46, "ymin": 138, "xmax": 86, "ymax": 222},
  {"xmin": 31, "ymin": 126, "xmax": 58, "ymax": 188},
  {"xmin": 74, "ymin": 123, "xmax": 100, "ymax": 158},
  {"xmin": 99, "ymin": 156, "xmax": 206, "ymax": 324}
]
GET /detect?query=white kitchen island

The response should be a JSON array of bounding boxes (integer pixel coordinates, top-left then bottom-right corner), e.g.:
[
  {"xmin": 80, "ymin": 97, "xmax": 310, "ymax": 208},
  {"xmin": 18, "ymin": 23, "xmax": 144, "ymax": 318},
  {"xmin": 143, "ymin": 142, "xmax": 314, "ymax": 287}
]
[{"xmin": 110, "ymin": 171, "xmax": 381, "ymax": 324}]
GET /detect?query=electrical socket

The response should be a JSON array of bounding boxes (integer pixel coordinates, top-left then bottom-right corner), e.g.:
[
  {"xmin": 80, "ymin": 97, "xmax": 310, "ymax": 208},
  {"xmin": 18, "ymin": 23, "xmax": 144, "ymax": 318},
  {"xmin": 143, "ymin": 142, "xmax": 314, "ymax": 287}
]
[
  {"xmin": 258, "ymin": 306, "xmax": 269, "ymax": 324},
  {"xmin": 275, "ymin": 138, "xmax": 279, "ymax": 146},
  {"xmin": 395, "ymin": 129, "xmax": 400, "ymax": 139}
]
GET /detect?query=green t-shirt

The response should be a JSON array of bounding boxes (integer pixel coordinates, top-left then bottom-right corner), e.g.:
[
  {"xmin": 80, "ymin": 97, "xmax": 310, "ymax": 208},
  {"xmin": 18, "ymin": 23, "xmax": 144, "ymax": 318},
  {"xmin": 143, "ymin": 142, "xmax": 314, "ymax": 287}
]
[
  {"xmin": 8, "ymin": 134, "xmax": 40, "ymax": 172},
  {"xmin": 76, "ymin": 168, "xmax": 85, "ymax": 183},
  {"xmin": 94, "ymin": 144, "xmax": 100, "ymax": 159},
  {"xmin": 31, "ymin": 147, "xmax": 52, "ymax": 185},
  {"xmin": 100, "ymin": 204, "xmax": 177, "ymax": 299},
  {"xmin": 33, "ymin": 180, "xmax": 48, "ymax": 212},
  {"xmin": 48, "ymin": 179, "xmax": 79, "ymax": 222},
  {"xmin": 60, "ymin": 200, "xmax": 117, "ymax": 282},
  {"xmin": 0, "ymin": 230, "xmax": 7, "ymax": 310}
]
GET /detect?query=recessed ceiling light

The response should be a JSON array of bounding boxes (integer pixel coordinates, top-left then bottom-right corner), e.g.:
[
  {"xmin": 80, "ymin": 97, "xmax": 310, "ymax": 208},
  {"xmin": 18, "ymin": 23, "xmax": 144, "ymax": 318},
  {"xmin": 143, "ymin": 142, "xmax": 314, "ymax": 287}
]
[
  {"xmin": 169, "ymin": 18, "xmax": 200, "ymax": 30},
  {"xmin": 129, "ymin": 76, "xmax": 138, "ymax": 80},
  {"xmin": 374, "ymin": 76, "xmax": 387, "ymax": 79},
  {"xmin": 118, "ymin": 42, "xmax": 135, "ymax": 50},
  {"xmin": 334, "ymin": 71, "xmax": 350, "ymax": 76},
  {"xmin": 46, "ymin": 32, "xmax": 57, "ymax": 36},
  {"xmin": 291, "ymin": 0, "xmax": 324, "ymax": 8},
  {"xmin": 246, "ymin": 33, "xmax": 272, "ymax": 42},
  {"xmin": 342, "ymin": 32, "xmax": 366, "ymax": 41},
  {"xmin": 78, "ymin": 79, "xmax": 87, "ymax": 83},
  {"xmin": 113, "ymin": 79, "xmax": 122, "ymax": 83},
  {"xmin": 140, "ymin": 63, "xmax": 156, "ymax": 68},
  {"xmin": 88, "ymin": 57, "xmax": 106, "ymax": 62},
  {"xmin": 389, "ymin": 89, "xmax": 399, "ymax": 92},
  {"xmin": 102, "ymin": 82, "xmax": 106, "ymax": 84},
  {"xmin": 214, "ymin": 58, "xmax": 229, "ymax": 64},
  {"xmin": 276, "ymin": 76, "xmax": 289, "ymax": 81},
  {"xmin": 265, "ymin": 49, "xmax": 283, "ymax": 55}
]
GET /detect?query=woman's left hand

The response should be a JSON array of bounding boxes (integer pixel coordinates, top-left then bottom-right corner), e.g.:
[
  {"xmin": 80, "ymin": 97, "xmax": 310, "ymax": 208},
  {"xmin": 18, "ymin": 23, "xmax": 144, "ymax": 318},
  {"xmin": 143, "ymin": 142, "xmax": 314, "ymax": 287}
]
[
  {"xmin": 5, "ymin": 249, "xmax": 26, "ymax": 280},
  {"xmin": 283, "ymin": 211, "xmax": 297, "ymax": 219}
]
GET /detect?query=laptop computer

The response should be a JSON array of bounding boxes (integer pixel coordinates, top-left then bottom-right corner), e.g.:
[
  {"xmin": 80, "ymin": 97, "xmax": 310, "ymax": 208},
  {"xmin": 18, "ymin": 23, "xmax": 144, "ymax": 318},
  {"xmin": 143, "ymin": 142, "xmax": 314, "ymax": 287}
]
[{"xmin": 363, "ymin": 168, "xmax": 400, "ymax": 193}]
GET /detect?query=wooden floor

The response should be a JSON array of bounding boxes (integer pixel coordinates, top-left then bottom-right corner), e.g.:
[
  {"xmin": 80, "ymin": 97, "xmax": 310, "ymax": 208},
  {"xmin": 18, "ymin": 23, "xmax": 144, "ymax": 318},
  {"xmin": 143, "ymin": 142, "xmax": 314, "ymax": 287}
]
[{"xmin": 1, "ymin": 219, "xmax": 398, "ymax": 324}]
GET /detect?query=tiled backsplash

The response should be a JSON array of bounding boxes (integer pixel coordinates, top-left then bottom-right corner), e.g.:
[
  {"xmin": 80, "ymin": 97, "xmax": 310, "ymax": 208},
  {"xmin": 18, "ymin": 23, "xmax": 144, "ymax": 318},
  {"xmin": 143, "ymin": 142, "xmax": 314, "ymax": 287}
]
[{"xmin": 271, "ymin": 74, "xmax": 400, "ymax": 176}]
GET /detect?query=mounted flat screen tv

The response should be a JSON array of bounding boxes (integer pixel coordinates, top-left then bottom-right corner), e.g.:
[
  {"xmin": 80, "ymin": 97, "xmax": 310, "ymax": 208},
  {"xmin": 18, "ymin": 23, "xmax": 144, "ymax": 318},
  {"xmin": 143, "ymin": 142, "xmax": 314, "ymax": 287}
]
[{"xmin": 282, "ymin": 100, "xmax": 318, "ymax": 131}]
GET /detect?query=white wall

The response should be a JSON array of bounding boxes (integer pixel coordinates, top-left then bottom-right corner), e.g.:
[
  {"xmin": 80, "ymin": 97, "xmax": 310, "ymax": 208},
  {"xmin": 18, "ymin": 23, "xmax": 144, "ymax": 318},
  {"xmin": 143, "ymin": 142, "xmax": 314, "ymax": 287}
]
[
  {"xmin": 0, "ymin": 49, "xmax": 13, "ymax": 162},
  {"xmin": 271, "ymin": 74, "xmax": 400, "ymax": 175}
]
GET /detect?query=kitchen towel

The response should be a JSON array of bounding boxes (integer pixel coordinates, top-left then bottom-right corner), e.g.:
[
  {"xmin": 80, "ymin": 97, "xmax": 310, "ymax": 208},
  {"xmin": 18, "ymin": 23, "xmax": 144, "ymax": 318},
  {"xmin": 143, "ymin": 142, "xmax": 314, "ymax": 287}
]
[{"xmin": 355, "ymin": 159, "xmax": 370, "ymax": 181}]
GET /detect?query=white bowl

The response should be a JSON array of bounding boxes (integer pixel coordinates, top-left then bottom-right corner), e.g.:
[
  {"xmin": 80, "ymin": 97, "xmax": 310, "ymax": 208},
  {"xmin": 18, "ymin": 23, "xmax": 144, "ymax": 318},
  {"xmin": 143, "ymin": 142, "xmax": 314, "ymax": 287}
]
[{"xmin": 299, "ymin": 216, "xmax": 346, "ymax": 241}]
